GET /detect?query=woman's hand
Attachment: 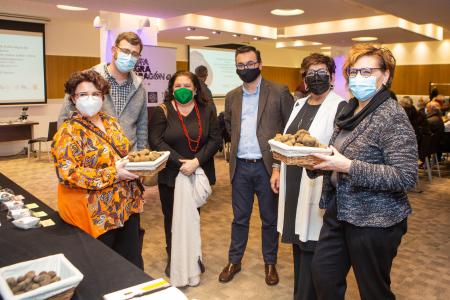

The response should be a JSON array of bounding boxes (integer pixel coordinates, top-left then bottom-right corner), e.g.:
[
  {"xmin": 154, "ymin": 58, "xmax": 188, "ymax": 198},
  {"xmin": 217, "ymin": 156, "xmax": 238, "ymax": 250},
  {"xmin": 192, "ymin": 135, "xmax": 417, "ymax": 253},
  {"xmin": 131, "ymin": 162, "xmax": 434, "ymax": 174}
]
[
  {"xmin": 312, "ymin": 146, "xmax": 352, "ymax": 173},
  {"xmin": 179, "ymin": 158, "xmax": 200, "ymax": 176},
  {"xmin": 116, "ymin": 160, "xmax": 139, "ymax": 181},
  {"xmin": 270, "ymin": 168, "xmax": 280, "ymax": 194}
]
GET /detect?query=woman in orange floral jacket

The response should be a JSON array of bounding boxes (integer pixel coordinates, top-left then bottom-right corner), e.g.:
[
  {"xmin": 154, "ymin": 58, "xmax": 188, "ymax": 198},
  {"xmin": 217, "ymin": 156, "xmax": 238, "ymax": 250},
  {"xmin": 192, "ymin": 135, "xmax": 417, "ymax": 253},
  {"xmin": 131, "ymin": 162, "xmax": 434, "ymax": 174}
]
[{"xmin": 52, "ymin": 70, "xmax": 144, "ymax": 269}]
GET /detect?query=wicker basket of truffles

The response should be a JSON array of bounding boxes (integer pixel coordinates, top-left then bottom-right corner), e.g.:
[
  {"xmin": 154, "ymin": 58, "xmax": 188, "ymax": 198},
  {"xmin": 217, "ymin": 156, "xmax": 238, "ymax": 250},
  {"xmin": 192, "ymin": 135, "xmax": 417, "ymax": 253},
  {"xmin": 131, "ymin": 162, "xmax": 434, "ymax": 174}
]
[
  {"xmin": 123, "ymin": 149, "xmax": 170, "ymax": 176},
  {"xmin": 268, "ymin": 129, "xmax": 332, "ymax": 168}
]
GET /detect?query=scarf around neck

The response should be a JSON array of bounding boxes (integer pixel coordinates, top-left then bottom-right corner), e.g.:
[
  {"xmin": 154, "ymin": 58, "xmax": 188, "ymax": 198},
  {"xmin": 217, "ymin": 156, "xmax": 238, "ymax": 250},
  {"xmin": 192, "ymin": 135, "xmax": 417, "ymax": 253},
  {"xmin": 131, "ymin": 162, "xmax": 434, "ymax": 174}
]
[{"xmin": 336, "ymin": 85, "xmax": 391, "ymax": 131}]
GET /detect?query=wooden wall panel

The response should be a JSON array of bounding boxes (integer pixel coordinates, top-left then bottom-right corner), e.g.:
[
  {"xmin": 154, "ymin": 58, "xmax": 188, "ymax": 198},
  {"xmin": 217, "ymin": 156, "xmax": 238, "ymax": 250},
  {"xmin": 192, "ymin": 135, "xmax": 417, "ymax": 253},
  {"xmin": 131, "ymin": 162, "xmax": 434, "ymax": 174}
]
[
  {"xmin": 391, "ymin": 64, "xmax": 450, "ymax": 95},
  {"xmin": 45, "ymin": 55, "xmax": 100, "ymax": 99},
  {"xmin": 262, "ymin": 66, "xmax": 300, "ymax": 92},
  {"xmin": 176, "ymin": 61, "xmax": 188, "ymax": 71}
]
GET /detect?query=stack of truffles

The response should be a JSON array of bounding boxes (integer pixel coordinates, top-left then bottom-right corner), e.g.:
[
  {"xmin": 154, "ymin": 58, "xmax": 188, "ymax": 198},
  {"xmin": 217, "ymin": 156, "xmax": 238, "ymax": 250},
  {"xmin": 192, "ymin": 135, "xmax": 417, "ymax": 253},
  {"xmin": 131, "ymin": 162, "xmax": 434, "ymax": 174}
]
[{"xmin": 274, "ymin": 129, "xmax": 325, "ymax": 147}]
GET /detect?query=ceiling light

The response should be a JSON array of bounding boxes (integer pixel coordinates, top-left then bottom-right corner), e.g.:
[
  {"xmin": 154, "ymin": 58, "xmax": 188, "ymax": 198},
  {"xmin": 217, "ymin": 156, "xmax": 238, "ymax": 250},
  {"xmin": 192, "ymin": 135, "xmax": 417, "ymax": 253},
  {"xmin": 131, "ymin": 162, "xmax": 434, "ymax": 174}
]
[
  {"xmin": 320, "ymin": 46, "xmax": 331, "ymax": 50},
  {"xmin": 187, "ymin": 27, "xmax": 195, "ymax": 31},
  {"xmin": 232, "ymin": 34, "xmax": 240, "ymax": 37},
  {"xmin": 277, "ymin": 34, "xmax": 286, "ymax": 38},
  {"xmin": 212, "ymin": 31, "xmax": 221, "ymax": 35},
  {"xmin": 271, "ymin": 9, "xmax": 304, "ymax": 16},
  {"xmin": 253, "ymin": 37, "xmax": 261, "ymax": 41},
  {"xmin": 352, "ymin": 36, "xmax": 378, "ymax": 42},
  {"xmin": 185, "ymin": 35, "xmax": 209, "ymax": 40},
  {"xmin": 56, "ymin": 5, "xmax": 88, "ymax": 11}
]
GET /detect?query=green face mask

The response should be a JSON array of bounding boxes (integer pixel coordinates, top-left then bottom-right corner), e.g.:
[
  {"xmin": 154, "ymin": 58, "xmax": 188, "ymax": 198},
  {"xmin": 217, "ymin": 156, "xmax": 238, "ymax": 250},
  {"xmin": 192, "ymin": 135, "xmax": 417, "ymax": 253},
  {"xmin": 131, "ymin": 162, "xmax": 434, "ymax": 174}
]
[{"xmin": 173, "ymin": 87, "xmax": 193, "ymax": 104}]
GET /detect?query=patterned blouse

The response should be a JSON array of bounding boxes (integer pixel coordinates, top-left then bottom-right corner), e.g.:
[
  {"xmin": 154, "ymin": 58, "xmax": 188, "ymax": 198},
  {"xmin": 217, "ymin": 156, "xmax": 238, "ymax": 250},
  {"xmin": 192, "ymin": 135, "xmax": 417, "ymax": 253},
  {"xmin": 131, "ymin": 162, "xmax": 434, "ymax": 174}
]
[{"xmin": 51, "ymin": 112, "xmax": 143, "ymax": 238}]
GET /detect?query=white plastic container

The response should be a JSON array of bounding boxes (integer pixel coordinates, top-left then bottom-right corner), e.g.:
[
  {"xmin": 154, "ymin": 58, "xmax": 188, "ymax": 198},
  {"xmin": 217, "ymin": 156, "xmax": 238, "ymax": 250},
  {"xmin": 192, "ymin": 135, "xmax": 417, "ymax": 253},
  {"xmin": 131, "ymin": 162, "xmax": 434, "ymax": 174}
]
[
  {"xmin": 0, "ymin": 254, "xmax": 84, "ymax": 300},
  {"xmin": 268, "ymin": 139, "xmax": 332, "ymax": 157},
  {"xmin": 123, "ymin": 151, "xmax": 170, "ymax": 171}
]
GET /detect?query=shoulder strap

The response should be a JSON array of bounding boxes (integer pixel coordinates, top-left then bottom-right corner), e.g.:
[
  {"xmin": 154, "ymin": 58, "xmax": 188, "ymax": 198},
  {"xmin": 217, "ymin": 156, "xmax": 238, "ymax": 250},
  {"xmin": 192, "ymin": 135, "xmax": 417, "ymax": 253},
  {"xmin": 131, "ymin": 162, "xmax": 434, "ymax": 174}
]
[
  {"xmin": 72, "ymin": 118, "xmax": 126, "ymax": 158},
  {"xmin": 160, "ymin": 103, "xmax": 168, "ymax": 118}
]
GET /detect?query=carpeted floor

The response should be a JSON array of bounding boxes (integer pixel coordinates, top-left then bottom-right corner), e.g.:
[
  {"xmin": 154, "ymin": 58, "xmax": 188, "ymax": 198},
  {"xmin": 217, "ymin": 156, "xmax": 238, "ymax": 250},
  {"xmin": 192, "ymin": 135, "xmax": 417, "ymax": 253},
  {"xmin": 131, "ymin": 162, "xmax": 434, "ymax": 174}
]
[{"xmin": 0, "ymin": 153, "xmax": 449, "ymax": 300}]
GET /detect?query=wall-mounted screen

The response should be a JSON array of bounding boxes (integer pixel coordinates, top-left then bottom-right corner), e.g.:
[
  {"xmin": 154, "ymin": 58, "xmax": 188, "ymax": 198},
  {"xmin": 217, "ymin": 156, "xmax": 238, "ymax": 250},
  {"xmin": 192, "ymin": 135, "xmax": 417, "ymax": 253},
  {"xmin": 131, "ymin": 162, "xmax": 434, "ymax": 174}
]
[
  {"xmin": 189, "ymin": 47, "xmax": 241, "ymax": 97},
  {"xmin": 0, "ymin": 19, "xmax": 46, "ymax": 105}
]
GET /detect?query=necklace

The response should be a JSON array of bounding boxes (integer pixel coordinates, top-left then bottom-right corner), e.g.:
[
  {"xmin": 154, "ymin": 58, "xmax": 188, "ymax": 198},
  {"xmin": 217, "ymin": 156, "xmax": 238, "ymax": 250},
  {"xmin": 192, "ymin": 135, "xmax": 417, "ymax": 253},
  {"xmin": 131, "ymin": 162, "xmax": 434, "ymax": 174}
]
[{"xmin": 174, "ymin": 101, "xmax": 203, "ymax": 152}]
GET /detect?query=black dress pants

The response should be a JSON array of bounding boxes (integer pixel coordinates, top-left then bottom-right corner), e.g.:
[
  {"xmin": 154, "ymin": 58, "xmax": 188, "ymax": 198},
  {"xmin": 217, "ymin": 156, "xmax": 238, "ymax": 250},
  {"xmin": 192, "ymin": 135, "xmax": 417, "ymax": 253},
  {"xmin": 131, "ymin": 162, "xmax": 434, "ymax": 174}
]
[
  {"xmin": 97, "ymin": 213, "xmax": 144, "ymax": 270},
  {"xmin": 158, "ymin": 183, "xmax": 174, "ymax": 256},
  {"xmin": 311, "ymin": 197, "xmax": 407, "ymax": 300},
  {"xmin": 293, "ymin": 244, "xmax": 316, "ymax": 300}
]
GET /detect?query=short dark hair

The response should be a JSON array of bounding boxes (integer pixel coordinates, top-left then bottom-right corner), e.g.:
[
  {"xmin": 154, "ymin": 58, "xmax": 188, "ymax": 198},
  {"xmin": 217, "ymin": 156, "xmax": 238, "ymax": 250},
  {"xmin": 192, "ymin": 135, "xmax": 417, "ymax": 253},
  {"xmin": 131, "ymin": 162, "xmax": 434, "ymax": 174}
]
[
  {"xmin": 64, "ymin": 70, "xmax": 110, "ymax": 100},
  {"xmin": 167, "ymin": 71, "xmax": 208, "ymax": 105},
  {"xmin": 115, "ymin": 31, "xmax": 143, "ymax": 53},
  {"xmin": 301, "ymin": 53, "xmax": 336, "ymax": 78},
  {"xmin": 235, "ymin": 45, "xmax": 261, "ymax": 63},
  {"xmin": 195, "ymin": 65, "xmax": 208, "ymax": 78},
  {"xmin": 430, "ymin": 87, "xmax": 439, "ymax": 100}
]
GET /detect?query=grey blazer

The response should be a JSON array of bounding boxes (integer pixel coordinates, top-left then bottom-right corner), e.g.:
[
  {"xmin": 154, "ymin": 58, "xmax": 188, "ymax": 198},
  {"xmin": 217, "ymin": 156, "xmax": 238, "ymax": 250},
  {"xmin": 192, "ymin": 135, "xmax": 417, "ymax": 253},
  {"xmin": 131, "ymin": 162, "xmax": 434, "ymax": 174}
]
[
  {"xmin": 57, "ymin": 63, "xmax": 148, "ymax": 151},
  {"xmin": 320, "ymin": 98, "xmax": 418, "ymax": 227},
  {"xmin": 224, "ymin": 78, "xmax": 294, "ymax": 181}
]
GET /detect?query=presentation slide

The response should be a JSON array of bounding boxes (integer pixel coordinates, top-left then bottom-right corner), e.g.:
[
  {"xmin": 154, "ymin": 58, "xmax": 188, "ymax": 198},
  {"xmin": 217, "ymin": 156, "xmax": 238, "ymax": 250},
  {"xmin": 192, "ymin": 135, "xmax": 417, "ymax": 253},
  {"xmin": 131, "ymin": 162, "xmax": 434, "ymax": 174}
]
[
  {"xmin": 0, "ymin": 29, "xmax": 46, "ymax": 104},
  {"xmin": 189, "ymin": 47, "xmax": 242, "ymax": 97}
]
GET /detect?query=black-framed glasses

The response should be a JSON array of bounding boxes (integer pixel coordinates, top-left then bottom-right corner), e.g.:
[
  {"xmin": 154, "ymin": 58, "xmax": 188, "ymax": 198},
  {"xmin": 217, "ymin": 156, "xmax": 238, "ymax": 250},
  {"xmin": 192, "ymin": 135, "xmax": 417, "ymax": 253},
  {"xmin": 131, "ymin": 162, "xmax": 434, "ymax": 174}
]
[
  {"xmin": 236, "ymin": 61, "xmax": 259, "ymax": 70},
  {"xmin": 116, "ymin": 46, "xmax": 141, "ymax": 59},
  {"xmin": 347, "ymin": 67, "xmax": 383, "ymax": 78},
  {"xmin": 305, "ymin": 68, "xmax": 329, "ymax": 78},
  {"xmin": 74, "ymin": 91, "xmax": 102, "ymax": 98}
]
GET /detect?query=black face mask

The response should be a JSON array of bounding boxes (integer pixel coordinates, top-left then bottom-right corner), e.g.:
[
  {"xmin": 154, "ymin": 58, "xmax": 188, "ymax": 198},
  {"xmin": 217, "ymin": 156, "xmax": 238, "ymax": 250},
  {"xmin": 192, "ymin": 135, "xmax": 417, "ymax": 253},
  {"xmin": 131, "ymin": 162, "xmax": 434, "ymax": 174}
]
[
  {"xmin": 305, "ymin": 74, "xmax": 330, "ymax": 95},
  {"xmin": 236, "ymin": 68, "xmax": 261, "ymax": 83}
]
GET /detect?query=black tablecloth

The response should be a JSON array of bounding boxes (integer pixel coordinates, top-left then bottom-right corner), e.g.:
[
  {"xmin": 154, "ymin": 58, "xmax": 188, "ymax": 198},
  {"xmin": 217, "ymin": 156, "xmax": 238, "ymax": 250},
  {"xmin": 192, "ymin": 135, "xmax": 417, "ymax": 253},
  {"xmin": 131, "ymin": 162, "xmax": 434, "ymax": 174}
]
[{"xmin": 0, "ymin": 172, "xmax": 152, "ymax": 299}]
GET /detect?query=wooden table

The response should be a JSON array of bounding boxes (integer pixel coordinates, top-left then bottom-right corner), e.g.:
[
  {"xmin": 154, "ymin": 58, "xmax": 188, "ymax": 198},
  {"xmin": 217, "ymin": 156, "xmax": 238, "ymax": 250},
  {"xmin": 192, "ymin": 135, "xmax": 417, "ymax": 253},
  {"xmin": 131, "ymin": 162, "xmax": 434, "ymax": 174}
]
[{"xmin": 0, "ymin": 121, "xmax": 39, "ymax": 142}]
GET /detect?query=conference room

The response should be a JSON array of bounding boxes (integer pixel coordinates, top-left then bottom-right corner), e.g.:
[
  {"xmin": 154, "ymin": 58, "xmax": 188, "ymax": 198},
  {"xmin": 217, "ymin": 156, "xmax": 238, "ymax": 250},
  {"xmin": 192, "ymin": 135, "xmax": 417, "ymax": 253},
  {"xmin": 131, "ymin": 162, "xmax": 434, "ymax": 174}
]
[{"xmin": 0, "ymin": 0, "xmax": 449, "ymax": 299}]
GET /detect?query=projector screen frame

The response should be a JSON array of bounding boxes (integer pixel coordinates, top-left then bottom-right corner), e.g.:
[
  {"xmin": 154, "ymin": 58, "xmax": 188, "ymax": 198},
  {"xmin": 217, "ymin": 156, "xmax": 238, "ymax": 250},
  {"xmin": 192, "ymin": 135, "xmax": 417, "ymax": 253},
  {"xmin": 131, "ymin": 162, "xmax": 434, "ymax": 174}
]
[{"xmin": 0, "ymin": 19, "xmax": 47, "ymax": 106}]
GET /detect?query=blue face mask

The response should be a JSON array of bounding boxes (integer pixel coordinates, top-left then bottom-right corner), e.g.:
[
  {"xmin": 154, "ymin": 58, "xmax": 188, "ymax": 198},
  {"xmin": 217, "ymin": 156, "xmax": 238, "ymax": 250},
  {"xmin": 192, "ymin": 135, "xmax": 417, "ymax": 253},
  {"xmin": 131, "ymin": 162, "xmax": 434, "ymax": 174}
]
[
  {"xmin": 114, "ymin": 51, "xmax": 138, "ymax": 73},
  {"xmin": 348, "ymin": 74, "xmax": 378, "ymax": 101}
]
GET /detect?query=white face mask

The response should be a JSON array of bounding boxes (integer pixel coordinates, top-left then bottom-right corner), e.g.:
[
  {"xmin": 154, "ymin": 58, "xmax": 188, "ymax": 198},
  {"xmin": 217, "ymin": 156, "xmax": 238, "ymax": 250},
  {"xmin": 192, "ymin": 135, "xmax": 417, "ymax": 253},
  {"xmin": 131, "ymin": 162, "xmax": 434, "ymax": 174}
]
[{"xmin": 75, "ymin": 95, "xmax": 103, "ymax": 117}]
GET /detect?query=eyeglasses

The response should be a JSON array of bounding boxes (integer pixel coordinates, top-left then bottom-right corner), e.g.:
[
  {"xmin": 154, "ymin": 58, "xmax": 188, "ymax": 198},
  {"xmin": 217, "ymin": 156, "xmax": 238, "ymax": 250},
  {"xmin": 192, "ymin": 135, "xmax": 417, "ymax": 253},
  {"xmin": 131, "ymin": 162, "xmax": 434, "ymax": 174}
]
[
  {"xmin": 74, "ymin": 92, "xmax": 102, "ymax": 98},
  {"xmin": 347, "ymin": 67, "xmax": 383, "ymax": 78},
  {"xmin": 236, "ymin": 61, "xmax": 259, "ymax": 70},
  {"xmin": 116, "ymin": 46, "xmax": 141, "ymax": 59},
  {"xmin": 305, "ymin": 68, "xmax": 329, "ymax": 78}
]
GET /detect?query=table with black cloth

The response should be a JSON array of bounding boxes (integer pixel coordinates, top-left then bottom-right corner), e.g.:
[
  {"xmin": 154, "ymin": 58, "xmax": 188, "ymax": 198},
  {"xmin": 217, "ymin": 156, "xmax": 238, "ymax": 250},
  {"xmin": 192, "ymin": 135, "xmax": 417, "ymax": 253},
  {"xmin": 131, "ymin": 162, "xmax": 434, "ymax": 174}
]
[{"xmin": 0, "ymin": 172, "xmax": 152, "ymax": 300}]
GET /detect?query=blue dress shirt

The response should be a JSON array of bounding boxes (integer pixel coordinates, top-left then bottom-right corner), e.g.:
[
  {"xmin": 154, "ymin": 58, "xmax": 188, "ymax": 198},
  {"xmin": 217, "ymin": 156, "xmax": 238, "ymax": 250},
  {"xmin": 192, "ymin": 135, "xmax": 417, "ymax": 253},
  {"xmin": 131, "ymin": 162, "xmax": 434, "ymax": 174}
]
[{"xmin": 237, "ymin": 78, "xmax": 262, "ymax": 159}]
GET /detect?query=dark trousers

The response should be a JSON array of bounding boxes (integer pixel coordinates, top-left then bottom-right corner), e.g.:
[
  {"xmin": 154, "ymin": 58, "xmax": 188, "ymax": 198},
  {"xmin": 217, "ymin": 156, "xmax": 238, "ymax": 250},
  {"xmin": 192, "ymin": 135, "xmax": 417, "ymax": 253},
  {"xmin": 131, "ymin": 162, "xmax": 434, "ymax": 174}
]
[
  {"xmin": 158, "ymin": 183, "xmax": 174, "ymax": 256},
  {"xmin": 97, "ymin": 213, "xmax": 144, "ymax": 270},
  {"xmin": 293, "ymin": 244, "xmax": 316, "ymax": 300},
  {"xmin": 311, "ymin": 197, "xmax": 407, "ymax": 300},
  {"xmin": 228, "ymin": 159, "xmax": 278, "ymax": 264}
]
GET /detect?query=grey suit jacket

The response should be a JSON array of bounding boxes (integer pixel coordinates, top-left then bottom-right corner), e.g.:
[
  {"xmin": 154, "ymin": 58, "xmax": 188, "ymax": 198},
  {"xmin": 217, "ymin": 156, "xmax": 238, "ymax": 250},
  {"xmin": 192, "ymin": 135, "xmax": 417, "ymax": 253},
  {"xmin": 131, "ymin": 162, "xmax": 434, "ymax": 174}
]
[{"xmin": 224, "ymin": 78, "xmax": 294, "ymax": 181}]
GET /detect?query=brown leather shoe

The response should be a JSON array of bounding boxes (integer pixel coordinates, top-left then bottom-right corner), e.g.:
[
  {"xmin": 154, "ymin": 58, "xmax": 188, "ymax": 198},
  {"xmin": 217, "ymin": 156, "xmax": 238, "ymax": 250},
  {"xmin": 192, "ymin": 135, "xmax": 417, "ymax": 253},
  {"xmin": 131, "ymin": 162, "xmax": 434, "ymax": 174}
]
[
  {"xmin": 265, "ymin": 264, "xmax": 279, "ymax": 285},
  {"xmin": 218, "ymin": 262, "xmax": 241, "ymax": 283}
]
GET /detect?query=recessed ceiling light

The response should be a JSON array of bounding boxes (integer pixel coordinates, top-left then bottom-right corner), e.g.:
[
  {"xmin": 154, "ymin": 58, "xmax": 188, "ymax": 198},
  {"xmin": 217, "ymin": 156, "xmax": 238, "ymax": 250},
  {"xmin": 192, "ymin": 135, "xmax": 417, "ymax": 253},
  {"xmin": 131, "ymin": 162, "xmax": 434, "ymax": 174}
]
[
  {"xmin": 352, "ymin": 36, "xmax": 378, "ymax": 42},
  {"xmin": 185, "ymin": 35, "xmax": 209, "ymax": 40},
  {"xmin": 232, "ymin": 33, "xmax": 241, "ymax": 37},
  {"xmin": 320, "ymin": 46, "xmax": 331, "ymax": 50},
  {"xmin": 187, "ymin": 27, "xmax": 196, "ymax": 31},
  {"xmin": 212, "ymin": 31, "xmax": 221, "ymax": 35},
  {"xmin": 253, "ymin": 37, "xmax": 261, "ymax": 41},
  {"xmin": 271, "ymin": 9, "xmax": 304, "ymax": 16},
  {"xmin": 56, "ymin": 4, "xmax": 88, "ymax": 11}
]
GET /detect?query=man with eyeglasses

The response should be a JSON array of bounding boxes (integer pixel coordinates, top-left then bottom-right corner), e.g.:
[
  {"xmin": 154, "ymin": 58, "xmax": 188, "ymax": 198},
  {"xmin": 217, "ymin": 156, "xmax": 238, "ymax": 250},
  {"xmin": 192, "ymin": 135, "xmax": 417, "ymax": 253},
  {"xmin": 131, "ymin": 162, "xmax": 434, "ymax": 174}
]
[
  {"xmin": 58, "ymin": 31, "xmax": 148, "ymax": 152},
  {"xmin": 219, "ymin": 45, "xmax": 294, "ymax": 285}
]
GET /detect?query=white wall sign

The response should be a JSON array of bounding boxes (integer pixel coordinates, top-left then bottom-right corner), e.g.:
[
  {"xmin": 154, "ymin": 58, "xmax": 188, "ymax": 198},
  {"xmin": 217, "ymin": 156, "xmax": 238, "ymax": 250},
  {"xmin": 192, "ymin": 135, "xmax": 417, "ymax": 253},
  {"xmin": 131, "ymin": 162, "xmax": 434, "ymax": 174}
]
[{"xmin": 134, "ymin": 45, "xmax": 176, "ymax": 107}]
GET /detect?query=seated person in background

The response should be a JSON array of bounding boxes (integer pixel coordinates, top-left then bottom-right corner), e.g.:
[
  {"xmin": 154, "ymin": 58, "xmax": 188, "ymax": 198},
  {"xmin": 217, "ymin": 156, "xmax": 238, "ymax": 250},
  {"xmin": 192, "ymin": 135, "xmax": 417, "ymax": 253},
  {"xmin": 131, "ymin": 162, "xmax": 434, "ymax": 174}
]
[
  {"xmin": 444, "ymin": 112, "xmax": 450, "ymax": 131},
  {"xmin": 52, "ymin": 70, "xmax": 144, "ymax": 269},
  {"xmin": 426, "ymin": 101, "xmax": 445, "ymax": 160},
  {"xmin": 399, "ymin": 96, "xmax": 420, "ymax": 134},
  {"xmin": 416, "ymin": 97, "xmax": 428, "ymax": 115}
]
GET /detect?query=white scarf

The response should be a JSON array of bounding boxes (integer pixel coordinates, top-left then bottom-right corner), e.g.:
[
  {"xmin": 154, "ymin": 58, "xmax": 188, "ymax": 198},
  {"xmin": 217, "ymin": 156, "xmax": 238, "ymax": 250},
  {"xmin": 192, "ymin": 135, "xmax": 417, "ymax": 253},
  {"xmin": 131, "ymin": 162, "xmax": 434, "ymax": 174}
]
[
  {"xmin": 277, "ymin": 91, "xmax": 345, "ymax": 242},
  {"xmin": 171, "ymin": 167, "xmax": 211, "ymax": 287}
]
